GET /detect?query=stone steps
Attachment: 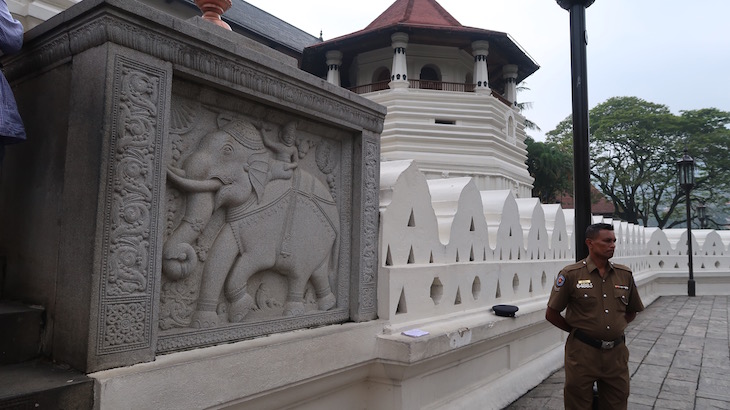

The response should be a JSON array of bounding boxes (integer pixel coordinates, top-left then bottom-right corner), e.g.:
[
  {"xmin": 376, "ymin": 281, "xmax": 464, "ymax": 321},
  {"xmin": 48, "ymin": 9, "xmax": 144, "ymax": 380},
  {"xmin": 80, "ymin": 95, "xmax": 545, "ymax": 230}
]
[
  {"xmin": 0, "ymin": 359, "xmax": 93, "ymax": 409},
  {"xmin": 0, "ymin": 302, "xmax": 93, "ymax": 409},
  {"xmin": 0, "ymin": 302, "xmax": 43, "ymax": 365}
]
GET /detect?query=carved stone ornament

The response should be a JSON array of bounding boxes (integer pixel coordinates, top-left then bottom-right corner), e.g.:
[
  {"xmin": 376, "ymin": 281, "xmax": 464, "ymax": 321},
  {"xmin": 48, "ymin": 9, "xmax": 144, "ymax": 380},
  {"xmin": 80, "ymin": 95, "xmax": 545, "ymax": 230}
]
[
  {"xmin": 158, "ymin": 83, "xmax": 353, "ymax": 351},
  {"xmin": 97, "ymin": 55, "xmax": 167, "ymax": 355}
]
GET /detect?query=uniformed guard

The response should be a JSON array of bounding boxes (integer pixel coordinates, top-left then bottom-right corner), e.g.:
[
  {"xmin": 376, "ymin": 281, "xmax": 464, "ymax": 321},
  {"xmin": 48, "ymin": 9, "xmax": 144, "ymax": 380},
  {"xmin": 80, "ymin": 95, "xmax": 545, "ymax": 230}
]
[{"xmin": 546, "ymin": 222, "xmax": 644, "ymax": 410}]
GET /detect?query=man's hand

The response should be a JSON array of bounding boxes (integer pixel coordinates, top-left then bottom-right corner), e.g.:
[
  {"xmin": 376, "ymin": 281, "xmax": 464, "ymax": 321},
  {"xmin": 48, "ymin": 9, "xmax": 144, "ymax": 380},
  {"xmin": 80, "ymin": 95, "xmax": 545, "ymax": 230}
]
[{"xmin": 546, "ymin": 306, "xmax": 572, "ymax": 333}]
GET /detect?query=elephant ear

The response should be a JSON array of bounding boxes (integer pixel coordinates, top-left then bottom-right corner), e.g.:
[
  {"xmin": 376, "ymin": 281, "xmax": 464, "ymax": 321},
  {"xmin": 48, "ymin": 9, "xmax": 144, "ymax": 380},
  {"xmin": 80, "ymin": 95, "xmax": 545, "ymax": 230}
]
[{"xmin": 247, "ymin": 152, "xmax": 270, "ymax": 202}]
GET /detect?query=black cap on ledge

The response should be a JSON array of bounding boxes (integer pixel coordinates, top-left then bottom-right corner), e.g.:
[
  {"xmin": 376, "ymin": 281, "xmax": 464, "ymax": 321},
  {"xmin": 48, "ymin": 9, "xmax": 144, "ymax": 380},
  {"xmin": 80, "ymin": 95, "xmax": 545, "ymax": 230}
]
[{"xmin": 492, "ymin": 304, "xmax": 519, "ymax": 317}]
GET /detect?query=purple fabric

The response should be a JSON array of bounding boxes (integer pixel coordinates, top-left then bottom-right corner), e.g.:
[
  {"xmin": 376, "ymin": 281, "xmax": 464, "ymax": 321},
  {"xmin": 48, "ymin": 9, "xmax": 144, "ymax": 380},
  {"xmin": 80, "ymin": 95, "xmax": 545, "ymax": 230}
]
[{"xmin": 0, "ymin": 0, "xmax": 25, "ymax": 144}]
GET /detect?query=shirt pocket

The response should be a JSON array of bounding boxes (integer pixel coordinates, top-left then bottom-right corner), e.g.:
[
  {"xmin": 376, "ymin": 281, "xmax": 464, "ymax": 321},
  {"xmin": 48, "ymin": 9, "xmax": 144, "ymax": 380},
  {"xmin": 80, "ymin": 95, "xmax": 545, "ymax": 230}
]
[
  {"xmin": 614, "ymin": 289, "xmax": 629, "ymax": 312},
  {"xmin": 572, "ymin": 291, "xmax": 599, "ymax": 309}
]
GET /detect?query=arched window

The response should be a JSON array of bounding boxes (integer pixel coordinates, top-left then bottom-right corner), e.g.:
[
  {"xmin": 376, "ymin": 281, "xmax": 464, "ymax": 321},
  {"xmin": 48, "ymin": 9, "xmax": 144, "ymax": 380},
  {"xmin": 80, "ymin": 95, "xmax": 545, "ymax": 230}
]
[
  {"xmin": 507, "ymin": 115, "xmax": 516, "ymax": 144},
  {"xmin": 372, "ymin": 67, "xmax": 391, "ymax": 91},
  {"xmin": 419, "ymin": 65, "xmax": 441, "ymax": 89}
]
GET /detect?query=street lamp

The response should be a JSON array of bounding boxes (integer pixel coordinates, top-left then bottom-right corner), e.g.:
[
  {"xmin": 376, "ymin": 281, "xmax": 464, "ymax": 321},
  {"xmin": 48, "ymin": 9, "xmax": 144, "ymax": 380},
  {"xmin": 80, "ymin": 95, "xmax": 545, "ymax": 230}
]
[
  {"xmin": 556, "ymin": 0, "xmax": 596, "ymax": 261},
  {"xmin": 677, "ymin": 148, "xmax": 695, "ymax": 296},
  {"xmin": 698, "ymin": 203, "xmax": 707, "ymax": 229}
]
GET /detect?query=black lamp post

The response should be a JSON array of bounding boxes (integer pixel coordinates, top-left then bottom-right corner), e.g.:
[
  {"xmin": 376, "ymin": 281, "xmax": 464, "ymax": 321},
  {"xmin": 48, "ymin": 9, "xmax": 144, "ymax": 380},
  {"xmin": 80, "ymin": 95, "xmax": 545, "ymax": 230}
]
[
  {"xmin": 556, "ymin": 0, "xmax": 595, "ymax": 261},
  {"xmin": 677, "ymin": 148, "xmax": 695, "ymax": 296},
  {"xmin": 698, "ymin": 203, "xmax": 707, "ymax": 229}
]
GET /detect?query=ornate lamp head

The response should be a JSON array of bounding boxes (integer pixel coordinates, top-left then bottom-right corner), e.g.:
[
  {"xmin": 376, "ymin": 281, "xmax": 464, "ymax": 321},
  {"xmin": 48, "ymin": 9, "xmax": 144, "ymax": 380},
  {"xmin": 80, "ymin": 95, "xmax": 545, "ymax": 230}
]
[
  {"xmin": 556, "ymin": 0, "xmax": 596, "ymax": 10},
  {"xmin": 676, "ymin": 148, "xmax": 695, "ymax": 189}
]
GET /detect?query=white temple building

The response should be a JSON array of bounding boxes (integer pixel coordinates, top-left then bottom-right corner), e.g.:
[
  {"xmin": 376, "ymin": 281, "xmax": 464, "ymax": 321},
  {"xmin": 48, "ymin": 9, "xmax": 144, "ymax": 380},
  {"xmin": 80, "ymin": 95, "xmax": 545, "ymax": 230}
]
[{"xmin": 300, "ymin": 0, "xmax": 538, "ymax": 197}]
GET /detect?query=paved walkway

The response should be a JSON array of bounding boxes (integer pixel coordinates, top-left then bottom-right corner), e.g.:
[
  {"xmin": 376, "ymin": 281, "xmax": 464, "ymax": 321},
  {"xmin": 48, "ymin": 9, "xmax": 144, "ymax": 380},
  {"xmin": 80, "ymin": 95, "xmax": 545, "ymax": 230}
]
[{"xmin": 505, "ymin": 296, "xmax": 730, "ymax": 409}]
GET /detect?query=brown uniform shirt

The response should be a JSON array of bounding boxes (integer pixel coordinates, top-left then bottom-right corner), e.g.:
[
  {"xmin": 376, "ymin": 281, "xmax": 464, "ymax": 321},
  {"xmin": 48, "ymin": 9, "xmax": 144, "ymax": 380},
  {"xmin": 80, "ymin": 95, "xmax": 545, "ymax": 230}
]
[{"xmin": 548, "ymin": 257, "xmax": 645, "ymax": 341}]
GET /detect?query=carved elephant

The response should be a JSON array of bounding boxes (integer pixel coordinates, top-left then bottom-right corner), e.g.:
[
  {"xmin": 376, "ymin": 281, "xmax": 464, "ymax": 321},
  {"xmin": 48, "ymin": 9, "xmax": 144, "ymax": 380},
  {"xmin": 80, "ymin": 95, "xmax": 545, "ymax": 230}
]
[{"xmin": 163, "ymin": 119, "xmax": 339, "ymax": 328}]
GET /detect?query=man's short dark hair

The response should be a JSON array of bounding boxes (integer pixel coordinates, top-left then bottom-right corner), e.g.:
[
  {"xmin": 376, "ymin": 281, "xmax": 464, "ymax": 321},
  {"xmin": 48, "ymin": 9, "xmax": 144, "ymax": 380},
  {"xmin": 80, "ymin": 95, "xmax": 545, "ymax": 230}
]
[{"xmin": 586, "ymin": 223, "xmax": 614, "ymax": 240}]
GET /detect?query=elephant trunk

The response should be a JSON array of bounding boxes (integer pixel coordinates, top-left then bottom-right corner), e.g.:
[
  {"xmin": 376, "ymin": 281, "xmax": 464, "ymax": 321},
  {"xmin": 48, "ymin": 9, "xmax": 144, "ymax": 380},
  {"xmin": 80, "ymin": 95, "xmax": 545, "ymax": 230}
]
[
  {"xmin": 167, "ymin": 166, "xmax": 223, "ymax": 192},
  {"xmin": 162, "ymin": 189, "xmax": 216, "ymax": 281}
]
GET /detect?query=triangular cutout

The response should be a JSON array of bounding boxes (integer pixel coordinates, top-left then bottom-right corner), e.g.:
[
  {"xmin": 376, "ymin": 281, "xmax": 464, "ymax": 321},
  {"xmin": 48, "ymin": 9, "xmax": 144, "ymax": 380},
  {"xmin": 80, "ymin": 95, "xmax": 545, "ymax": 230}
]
[
  {"xmin": 509, "ymin": 227, "xmax": 512, "ymax": 237},
  {"xmin": 396, "ymin": 287, "xmax": 407, "ymax": 314},
  {"xmin": 455, "ymin": 287, "xmax": 462, "ymax": 305},
  {"xmin": 674, "ymin": 262, "xmax": 679, "ymax": 268},
  {"xmin": 386, "ymin": 245, "xmax": 393, "ymax": 266},
  {"xmin": 701, "ymin": 263, "xmax": 705, "ymax": 269},
  {"xmin": 407, "ymin": 246, "xmax": 415, "ymax": 264},
  {"xmin": 529, "ymin": 278, "xmax": 533, "ymax": 293},
  {"xmin": 495, "ymin": 279, "xmax": 501, "ymax": 298},
  {"xmin": 537, "ymin": 230, "xmax": 540, "ymax": 241},
  {"xmin": 469, "ymin": 217, "xmax": 475, "ymax": 232},
  {"xmin": 408, "ymin": 209, "xmax": 416, "ymax": 227},
  {"xmin": 455, "ymin": 250, "xmax": 460, "ymax": 262},
  {"xmin": 469, "ymin": 245, "xmax": 475, "ymax": 261},
  {"xmin": 429, "ymin": 251, "xmax": 434, "ymax": 263},
  {"xmin": 483, "ymin": 248, "xmax": 487, "ymax": 261}
]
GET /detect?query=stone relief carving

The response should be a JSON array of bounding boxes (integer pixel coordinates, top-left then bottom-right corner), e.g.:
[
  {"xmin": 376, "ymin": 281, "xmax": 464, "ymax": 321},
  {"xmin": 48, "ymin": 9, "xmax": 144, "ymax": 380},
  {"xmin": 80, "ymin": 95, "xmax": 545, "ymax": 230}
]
[
  {"xmin": 97, "ymin": 55, "xmax": 166, "ymax": 355},
  {"xmin": 159, "ymin": 95, "xmax": 341, "ymax": 330}
]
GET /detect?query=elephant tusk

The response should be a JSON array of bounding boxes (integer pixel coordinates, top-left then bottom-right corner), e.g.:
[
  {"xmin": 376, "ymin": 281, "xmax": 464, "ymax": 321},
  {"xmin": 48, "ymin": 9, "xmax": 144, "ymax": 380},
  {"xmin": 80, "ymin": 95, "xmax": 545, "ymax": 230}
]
[{"xmin": 166, "ymin": 167, "xmax": 223, "ymax": 192}]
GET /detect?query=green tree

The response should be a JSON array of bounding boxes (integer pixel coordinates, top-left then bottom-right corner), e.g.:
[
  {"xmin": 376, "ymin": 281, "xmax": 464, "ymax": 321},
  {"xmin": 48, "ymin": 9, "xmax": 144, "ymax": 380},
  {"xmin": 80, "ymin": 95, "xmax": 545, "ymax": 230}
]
[
  {"xmin": 525, "ymin": 136, "xmax": 572, "ymax": 203},
  {"xmin": 516, "ymin": 82, "xmax": 541, "ymax": 134},
  {"xmin": 546, "ymin": 97, "xmax": 730, "ymax": 228}
]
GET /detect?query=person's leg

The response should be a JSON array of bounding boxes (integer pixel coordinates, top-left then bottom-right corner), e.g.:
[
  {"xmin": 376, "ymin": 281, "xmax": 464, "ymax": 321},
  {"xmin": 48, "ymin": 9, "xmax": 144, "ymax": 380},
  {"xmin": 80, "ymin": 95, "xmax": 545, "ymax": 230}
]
[
  {"xmin": 564, "ymin": 334, "xmax": 598, "ymax": 409},
  {"xmin": 596, "ymin": 344, "xmax": 630, "ymax": 410}
]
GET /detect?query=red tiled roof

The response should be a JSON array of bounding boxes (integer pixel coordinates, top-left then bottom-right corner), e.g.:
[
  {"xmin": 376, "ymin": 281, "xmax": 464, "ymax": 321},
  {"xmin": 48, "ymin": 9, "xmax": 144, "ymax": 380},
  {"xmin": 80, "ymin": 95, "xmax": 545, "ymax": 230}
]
[
  {"xmin": 558, "ymin": 186, "xmax": 616, "ymax": 215},
  {"xmin": 300, "ymin": 0, "xmax": 540, "ymax": 86},
  {"xmin": 364, "ymin": 0, "xmax": 462, "ymax": 31}
]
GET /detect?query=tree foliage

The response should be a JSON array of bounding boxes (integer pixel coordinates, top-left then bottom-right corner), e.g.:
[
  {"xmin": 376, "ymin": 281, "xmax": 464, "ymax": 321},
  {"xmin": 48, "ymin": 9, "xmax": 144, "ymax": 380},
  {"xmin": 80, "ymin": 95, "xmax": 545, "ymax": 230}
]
[
  {"xmin": 525, "ymin": 136, "xmax": 572, "ymax": 203},
  {"xmin": 546, "ymin": 96, "xmax": 730, "ymax": 228}
]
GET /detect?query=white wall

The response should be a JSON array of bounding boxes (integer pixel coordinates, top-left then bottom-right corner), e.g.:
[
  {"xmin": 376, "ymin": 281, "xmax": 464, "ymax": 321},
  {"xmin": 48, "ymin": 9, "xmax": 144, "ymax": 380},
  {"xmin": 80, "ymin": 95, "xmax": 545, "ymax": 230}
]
[{"xmin": 91, "ymin": 160, "xmax": 730, "ymax": 410}]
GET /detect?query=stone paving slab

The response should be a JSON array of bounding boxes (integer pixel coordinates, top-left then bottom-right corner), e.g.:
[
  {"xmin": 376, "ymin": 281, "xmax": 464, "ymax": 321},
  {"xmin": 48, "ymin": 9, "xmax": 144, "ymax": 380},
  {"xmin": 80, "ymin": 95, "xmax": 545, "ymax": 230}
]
[{"xmin": 505, "ymin": 296, "xmax": 730, "ymax": 409}]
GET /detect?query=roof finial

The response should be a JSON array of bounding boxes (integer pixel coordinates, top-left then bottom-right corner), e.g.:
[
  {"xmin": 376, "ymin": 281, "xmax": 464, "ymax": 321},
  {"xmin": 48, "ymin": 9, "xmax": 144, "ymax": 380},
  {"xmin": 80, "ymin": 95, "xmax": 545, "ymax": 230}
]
[{"xmin": 319, "ymin": 30, "xmax": 323, "ymax": 41}]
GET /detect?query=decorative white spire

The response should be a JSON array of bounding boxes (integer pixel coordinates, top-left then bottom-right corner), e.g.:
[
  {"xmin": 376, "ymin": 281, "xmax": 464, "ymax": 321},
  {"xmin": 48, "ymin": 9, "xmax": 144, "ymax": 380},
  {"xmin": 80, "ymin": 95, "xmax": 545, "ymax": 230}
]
[
  {"xmin": 325, "ymin": 50, "xmax": 343, "ymax": 86},
  {"xmin": 503, "ymin": 64, "xmax": 519, "ymax": 106},
  {"xmin": 389, "ymin": 32, "xmax": 409, "ymax": 89},
  {"xmin": 472, "ymin": 40, "xmax": 490, "ymax": 94}
]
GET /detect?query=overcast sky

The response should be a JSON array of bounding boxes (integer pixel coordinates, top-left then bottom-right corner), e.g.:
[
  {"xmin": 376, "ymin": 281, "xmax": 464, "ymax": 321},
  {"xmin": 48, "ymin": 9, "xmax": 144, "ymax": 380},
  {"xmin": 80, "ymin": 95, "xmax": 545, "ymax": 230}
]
[{"xmin": 245, "ymin": 0, "xmax": 730, "ymax": 141}]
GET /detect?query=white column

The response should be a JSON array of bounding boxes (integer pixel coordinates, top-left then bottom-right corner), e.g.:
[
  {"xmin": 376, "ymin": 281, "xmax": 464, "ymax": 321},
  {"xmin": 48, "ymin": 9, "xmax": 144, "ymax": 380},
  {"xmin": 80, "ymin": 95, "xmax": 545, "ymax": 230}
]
[
  {"xmin": 325, "ymin": 50, "xmax": 343, "ymax": 86},
  {"xmin": 389, "ymin": 32, "xmax": 409, "ymax": 90},
  {"xmin": 472, "ymin": 40, "xmax": 490, "ymax": 94},
  {"xmin": 503, "ymin": 64, "xmax": 519, "ymax": 106}
]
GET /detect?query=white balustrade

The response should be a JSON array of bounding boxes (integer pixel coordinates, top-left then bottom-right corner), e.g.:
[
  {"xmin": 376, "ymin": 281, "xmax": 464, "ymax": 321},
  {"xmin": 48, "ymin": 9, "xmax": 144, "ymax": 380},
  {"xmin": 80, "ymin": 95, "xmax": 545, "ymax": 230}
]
[{"xmin": 379, "ymin": 160, "xmax": 730, "ymax": 325}]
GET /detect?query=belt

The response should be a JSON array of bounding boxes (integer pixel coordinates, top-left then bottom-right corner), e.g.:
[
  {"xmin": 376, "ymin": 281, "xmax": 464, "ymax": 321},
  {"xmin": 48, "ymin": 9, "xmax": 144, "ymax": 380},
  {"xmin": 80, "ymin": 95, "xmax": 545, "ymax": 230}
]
[{"xmin": 574, "ymin": 329, "xmax": 624, "ymax": 350}]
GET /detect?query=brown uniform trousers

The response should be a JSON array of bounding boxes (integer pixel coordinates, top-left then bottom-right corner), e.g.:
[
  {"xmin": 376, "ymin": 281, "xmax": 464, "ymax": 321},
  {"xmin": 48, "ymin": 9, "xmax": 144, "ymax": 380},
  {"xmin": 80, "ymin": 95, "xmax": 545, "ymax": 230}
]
[{"xmin": 564, "ymin": 331, "xmax": 630, "ymax": 410}]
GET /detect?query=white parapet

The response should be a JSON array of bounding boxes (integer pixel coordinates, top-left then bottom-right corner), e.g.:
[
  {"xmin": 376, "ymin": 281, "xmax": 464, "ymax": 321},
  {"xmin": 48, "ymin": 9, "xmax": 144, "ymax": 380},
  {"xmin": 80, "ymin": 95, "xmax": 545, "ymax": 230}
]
[{"xmin": 91, "ymin": 158, "xmax": 730, "ymax": 410}]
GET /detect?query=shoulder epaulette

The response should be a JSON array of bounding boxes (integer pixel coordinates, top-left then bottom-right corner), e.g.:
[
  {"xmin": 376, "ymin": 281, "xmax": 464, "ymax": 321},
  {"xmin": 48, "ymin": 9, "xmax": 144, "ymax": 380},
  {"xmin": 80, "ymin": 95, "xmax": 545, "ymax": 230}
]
[
  {"xmin": 611, "ymin": 262, "xmax": 632, "ymax": 272},
  {"xmin": 562, "ymin": 261, "xmax": 585, "ymax": 273}
]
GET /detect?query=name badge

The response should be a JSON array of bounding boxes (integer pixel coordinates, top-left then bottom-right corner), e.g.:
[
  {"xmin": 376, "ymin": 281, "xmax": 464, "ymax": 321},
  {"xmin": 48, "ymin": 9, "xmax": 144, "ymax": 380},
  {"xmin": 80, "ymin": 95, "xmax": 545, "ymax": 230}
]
[{"xmin": 577, "ymin": 279, "xmax": 593, "ymax": 289}]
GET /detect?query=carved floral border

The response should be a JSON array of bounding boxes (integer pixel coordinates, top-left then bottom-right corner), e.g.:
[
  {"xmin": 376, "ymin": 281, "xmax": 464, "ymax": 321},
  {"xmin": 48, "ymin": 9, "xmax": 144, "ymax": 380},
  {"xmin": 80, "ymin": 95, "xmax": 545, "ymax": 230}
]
[{"xmin": 97, "ymin": 55, "xmax": 166, "ymax": 355}]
